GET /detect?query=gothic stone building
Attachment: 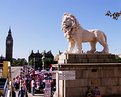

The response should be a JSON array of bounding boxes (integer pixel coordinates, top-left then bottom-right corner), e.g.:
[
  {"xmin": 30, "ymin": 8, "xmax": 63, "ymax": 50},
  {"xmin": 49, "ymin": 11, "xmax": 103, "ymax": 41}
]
[{"xmin": 28, "ymin": 50, "xmax": 54, "ymax": 70}]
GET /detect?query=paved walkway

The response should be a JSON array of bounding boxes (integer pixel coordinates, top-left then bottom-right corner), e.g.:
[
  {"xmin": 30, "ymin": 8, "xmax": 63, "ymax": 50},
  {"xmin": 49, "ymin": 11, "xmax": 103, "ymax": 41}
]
[
  {"xmin": 11, "ymin": 66, "xmax": 22, "ymax": 79},
  {"xmin": 16, "ymin": 91, "xmax": 44, "ymax": 97},
  {"xmin": 29, "ymin": 93, "xmax": 44, "ymax": 97}
]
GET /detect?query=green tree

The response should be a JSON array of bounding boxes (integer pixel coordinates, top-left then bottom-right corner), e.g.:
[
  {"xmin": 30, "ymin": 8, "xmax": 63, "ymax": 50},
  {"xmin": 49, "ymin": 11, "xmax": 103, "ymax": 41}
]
[{"xmin": 13, "ymin": 58, "xmax": 28, "ymax": 66}]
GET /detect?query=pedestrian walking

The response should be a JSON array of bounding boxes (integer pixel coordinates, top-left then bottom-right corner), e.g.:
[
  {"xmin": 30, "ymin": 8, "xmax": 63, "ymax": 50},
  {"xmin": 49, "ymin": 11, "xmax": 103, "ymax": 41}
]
[
  {"xmin": 31, "ymin": 78, "xmax": 35, "ymax": 96},
  {"xmin": 18, "ymin": 87, "xmax": 25, "ymax": 97},
  {"xmin": 12, "ymin": 87, "xmax": 16, "ymax": 97}
]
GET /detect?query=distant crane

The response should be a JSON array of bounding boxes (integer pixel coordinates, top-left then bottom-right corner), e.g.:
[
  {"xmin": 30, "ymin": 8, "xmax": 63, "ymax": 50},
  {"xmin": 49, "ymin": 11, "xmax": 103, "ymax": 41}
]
[{"xmin": 105, "ymin": 10, "xmax": 121, "ymax": 20}]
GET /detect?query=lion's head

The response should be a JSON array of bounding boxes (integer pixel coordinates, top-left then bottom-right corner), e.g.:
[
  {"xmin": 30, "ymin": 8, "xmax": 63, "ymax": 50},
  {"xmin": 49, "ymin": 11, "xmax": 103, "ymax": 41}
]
[{"xmin": 61, "ymin": 13, "xmax": 80, "ymax": 39}]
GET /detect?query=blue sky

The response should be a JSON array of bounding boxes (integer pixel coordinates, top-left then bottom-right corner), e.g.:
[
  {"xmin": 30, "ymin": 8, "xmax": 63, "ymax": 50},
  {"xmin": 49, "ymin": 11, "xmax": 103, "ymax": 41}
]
[{"xmin": 0, "ymin": 0, "xmax": 121, "ymax": 60}]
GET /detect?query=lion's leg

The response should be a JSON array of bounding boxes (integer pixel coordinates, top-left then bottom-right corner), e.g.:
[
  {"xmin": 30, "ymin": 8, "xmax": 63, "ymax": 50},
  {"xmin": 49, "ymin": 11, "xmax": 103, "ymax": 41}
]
[
  {"xmin": 87, "ymin": 42, "xmax": 96, "ymax": 53},
  {"xmin": 67, "ymin": 39, "xmax": 75, "ymax": 53},
  {"xmin": 76, "ymin": 42, "xmax": 82, "ymax": 53},
  {"xmin": 98, "ymin": 41, "xmax": 109, "ymax": 53}
]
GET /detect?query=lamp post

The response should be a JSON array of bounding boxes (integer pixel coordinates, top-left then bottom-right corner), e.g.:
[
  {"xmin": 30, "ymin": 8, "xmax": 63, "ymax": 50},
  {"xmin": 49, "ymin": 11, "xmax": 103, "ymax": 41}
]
[{"xmin": 42, "ymin": 55, "xmax": 45, "ymax": 70}]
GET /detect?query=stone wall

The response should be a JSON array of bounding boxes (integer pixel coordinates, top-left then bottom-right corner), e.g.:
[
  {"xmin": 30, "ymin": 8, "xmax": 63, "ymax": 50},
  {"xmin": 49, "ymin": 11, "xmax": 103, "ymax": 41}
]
[{"xmin": 57, "ymin": 54, "xmax": 121, "ymax": 97}]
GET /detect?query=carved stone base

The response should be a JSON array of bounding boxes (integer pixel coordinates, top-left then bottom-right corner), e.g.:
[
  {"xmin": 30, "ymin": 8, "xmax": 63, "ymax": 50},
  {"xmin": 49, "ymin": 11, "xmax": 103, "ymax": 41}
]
[{"xmin": 55, "ymin": 54, "xmax": 121, "ymax": 97}]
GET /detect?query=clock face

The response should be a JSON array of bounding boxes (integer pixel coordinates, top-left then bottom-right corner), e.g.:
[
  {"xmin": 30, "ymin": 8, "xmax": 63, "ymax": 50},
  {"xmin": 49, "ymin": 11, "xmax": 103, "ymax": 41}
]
[{"xmin": 7, "ymin": 40, "xmax": 11, "ymax": 44}]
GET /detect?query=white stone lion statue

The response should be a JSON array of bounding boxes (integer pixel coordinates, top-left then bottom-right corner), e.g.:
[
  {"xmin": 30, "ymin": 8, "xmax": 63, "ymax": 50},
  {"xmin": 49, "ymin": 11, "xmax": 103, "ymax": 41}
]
[{"xmin": 61, "ymin": 13, "xmax": 109, "ymax": 54}]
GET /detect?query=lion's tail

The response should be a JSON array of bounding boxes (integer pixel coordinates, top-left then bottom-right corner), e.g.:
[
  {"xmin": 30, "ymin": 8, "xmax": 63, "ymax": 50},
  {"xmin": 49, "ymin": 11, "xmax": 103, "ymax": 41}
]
[{"xmin": 103, "ymin": 33, "xmax": 107, "ymax": 42}]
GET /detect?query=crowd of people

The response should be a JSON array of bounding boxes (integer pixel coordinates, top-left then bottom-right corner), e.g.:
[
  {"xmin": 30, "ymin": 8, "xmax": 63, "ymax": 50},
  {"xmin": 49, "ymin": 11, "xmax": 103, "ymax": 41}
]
[
  {"xmin": 11, "ymin": 65, "xmax": 55, "ymax": 97},
  {"xmin": 11, "ymin": 65, "xmax": 102, "ymax": 97}
]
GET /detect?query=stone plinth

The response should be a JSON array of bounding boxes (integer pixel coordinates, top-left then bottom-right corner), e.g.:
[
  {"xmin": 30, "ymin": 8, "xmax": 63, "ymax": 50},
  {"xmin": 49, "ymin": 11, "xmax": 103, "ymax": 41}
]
[
  {"xmin": 56, "ymin": 54, "xmax": 121, "ymax": 97},
  {"xmin": 58, "ymin": 53, "xmax": 118, "ymax": 64}
]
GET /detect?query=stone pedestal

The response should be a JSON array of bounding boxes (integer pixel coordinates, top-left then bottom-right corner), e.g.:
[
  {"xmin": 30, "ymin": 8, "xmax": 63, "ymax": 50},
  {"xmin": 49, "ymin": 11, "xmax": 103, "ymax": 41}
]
[
  {"xmin": 58, "ymin": 53, "xmax": 118, "ymax": 64},
  {"xmin": 56, "ymin": 54, "xmax": 121, "ymax": 97}
]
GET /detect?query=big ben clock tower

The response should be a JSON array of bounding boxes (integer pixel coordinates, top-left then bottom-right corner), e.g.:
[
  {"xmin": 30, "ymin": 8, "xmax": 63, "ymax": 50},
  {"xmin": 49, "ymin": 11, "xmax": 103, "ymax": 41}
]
[{"xmin": 6, "ymin": 28, "xmax": 13, "ymax": 64}]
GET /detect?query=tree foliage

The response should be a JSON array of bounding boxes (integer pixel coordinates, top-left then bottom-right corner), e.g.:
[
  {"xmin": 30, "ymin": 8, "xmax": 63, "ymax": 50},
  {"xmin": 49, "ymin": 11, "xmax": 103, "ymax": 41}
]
[
  {"xmin": 12, "ymin": 58, "xmax": 28, "ymax": 66},
  {"xmin": 105, "ymin": 10, "xmax": 121, "ymax": 20}
]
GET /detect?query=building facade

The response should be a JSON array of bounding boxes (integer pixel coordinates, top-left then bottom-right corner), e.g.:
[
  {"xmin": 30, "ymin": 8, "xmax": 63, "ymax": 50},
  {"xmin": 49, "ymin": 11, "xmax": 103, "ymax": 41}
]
[{"xmin": 28, "ymin": 50, "xmax": 55, "ymax": 70}]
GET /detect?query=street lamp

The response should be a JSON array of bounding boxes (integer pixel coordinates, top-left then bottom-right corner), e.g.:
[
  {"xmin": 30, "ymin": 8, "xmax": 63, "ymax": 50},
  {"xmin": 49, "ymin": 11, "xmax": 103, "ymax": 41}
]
[{"xmin": 42, "ymin": 55, "xmax": 45, "ymax": 70}]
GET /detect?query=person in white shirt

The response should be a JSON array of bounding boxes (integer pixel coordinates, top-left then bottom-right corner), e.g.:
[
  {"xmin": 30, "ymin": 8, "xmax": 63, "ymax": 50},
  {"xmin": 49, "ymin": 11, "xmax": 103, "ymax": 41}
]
[{"xmin": 31, "ymin": 78, "xmax": 35, "ymax": 96}]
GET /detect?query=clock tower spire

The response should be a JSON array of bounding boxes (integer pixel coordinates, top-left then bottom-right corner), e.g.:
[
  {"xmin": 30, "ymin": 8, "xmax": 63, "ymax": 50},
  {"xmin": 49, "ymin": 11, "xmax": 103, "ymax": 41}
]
[{"xmin": 6, "ymin": 27, "xmax": 13, "ymax": 64}]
